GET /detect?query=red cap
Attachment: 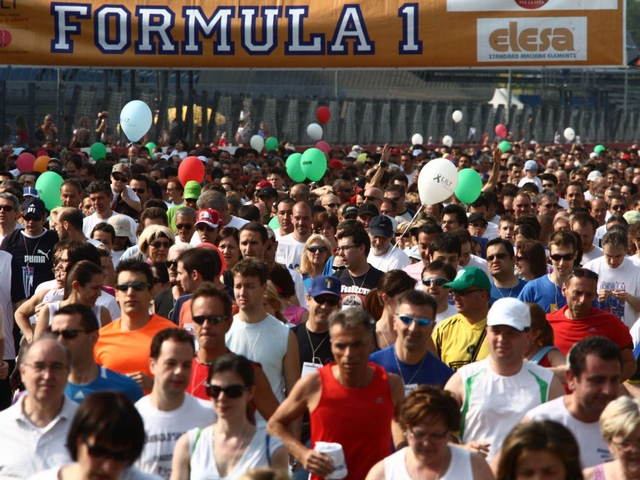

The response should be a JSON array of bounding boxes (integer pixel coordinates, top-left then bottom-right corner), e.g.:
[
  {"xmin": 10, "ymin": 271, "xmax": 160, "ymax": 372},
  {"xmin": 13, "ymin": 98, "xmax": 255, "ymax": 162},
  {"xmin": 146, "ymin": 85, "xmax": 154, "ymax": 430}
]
[
  {"xmin": 195, "ymin": 209, "xmax": 221, "ymax": 229},
  {"xmin": 391, "ymin": 148, "xmax": 401, "ymax": 155},
  {"xmin": 622, "ymin": 154, "xmax": 631, "ymax": 160},
  {"xmin": 257, "ymin": 179, "xmax": 272, "ymax": 188},
  {"xmin": 328, "ymin": 159, "xmax": 343, "ymax": 170}
]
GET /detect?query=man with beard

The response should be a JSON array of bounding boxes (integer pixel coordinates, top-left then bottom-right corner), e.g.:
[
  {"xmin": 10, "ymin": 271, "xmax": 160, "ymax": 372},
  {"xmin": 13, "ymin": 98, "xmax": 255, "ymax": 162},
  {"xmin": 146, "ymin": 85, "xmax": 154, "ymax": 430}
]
[{"xmin": 367, "ymin": 215, "xmax": 409, "ymax": 271}]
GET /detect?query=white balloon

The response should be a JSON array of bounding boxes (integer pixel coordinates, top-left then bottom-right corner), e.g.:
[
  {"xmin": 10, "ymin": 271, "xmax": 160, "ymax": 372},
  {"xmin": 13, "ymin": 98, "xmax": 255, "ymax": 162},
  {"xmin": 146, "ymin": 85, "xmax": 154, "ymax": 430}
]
[
  {"xmin": 250, "ymin": 134, "xmax": 265, "ymax": 151},
  {"xmin": 307, "ymin": 123, "xmax": 323, "ymax": 141},
  {"xmin": 452, "ymin": 110, "xmax": 463, "ymax": 123},
  {"xmin": 418, "ymin": 158, "xmax": 459, "ymax": 205},
  {"xmin": 411, "ymin": 133, "xmax": 424, "ymax": 145},
  {"xmin": 564, "ymin": 127, "xmax": 576, "ymax": 141},
  {"xmin": 120, "ymin": 100, "xmax": 153, "ymax": 142},
  {"xmin": 442, "ymin": 135, "xmax": 453, "ymax": 147}
]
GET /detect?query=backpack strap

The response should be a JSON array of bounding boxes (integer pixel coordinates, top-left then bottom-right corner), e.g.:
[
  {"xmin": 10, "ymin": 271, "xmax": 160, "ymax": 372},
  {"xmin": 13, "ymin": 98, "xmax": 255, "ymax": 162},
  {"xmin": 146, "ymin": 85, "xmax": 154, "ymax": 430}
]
[{"xmin": 530, "ymin": 346, "xmax": 556, "ymax": 364}]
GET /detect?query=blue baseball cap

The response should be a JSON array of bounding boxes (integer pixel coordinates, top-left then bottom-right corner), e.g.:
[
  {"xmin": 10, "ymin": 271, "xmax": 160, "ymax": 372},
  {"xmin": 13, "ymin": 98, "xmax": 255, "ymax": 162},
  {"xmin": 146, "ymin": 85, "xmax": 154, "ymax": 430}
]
[
  {"xmin": 308, "ymin": 275, "xmax": 342, "ymax": 298},
  {"xmin": 23, "ymin": 186, "xmax": 39, "ymax": 198}
]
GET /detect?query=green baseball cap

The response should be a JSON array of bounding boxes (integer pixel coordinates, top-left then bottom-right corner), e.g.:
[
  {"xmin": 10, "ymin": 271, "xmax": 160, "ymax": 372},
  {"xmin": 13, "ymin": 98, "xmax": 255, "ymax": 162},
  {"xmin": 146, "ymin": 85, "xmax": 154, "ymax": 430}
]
[
  {"xmin": 184, "ymin": 181, "xmax": 202, "ymax": 200},
  {"xmin": 443, "ymin": 267, "xmax": 492, "ymax": 292}
]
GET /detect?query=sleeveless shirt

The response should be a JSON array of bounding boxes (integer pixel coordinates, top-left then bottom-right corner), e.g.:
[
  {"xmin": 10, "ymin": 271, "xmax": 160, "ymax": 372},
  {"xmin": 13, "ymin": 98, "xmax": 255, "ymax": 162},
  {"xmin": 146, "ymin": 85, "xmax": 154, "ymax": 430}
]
[
  {"xmin": 383, "ymin": 445, "xmax": 473, "ymax": 480},
  {"xmin": 310, "ymin": 363, "xmax": 395, "ymax": 480}
]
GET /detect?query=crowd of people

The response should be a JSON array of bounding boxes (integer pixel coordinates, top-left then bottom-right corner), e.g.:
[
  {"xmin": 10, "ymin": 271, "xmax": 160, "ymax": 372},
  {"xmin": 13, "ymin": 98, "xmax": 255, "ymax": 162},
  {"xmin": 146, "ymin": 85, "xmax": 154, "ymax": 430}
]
[{"xmin": 1, "ymin": 128, "xmax": 640, "ymax": 480}]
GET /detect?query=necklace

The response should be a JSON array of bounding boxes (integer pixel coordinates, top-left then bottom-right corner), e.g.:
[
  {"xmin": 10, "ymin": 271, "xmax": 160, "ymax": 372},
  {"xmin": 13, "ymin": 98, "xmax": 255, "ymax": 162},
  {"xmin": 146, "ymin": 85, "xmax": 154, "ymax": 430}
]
[
  {"xmin": 394, "ymin": 348, "xmax": 428, "ymax": 385},
  {"xmin": 347, "ymin": 265, "xmax": 370, "ymax": 292},
  {"xmin": 215, "ymin": 424, "xmax": 252, "ymax": 478},
  {"xmin": 379, "ymin": 329, "xmax": 392, "ymax": 349},
  {"xmin": 305, "ymin": 324, "xmax": 329, "ymax": 365}
]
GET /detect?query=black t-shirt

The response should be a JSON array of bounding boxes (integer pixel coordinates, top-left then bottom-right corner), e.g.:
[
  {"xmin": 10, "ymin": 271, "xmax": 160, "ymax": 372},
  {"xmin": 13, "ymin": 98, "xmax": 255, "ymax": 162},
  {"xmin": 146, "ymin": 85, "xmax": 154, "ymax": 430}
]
[
  {"xmin": 154, "ymin": 288, "xmax": 176, "ymax": 320},
  {"xmin": 292, "ymin": 322, "xmax": 334, "ymax": 367},
  {"xmin": 337, "ymin": 265, "xmax": 384, "ymax": 309},
  {"xmin": 1, "ymin": 230, "xmax": 58, "ymax": 297}
]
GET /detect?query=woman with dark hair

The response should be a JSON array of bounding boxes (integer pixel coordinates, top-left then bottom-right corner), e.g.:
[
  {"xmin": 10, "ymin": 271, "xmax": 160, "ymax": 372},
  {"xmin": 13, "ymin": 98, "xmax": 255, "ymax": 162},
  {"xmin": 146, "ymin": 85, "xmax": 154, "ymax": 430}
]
[
  {"xmin": 216, "ymin": 226, "xmax": 242, "ymax": 298},
  {"xmin": 27, "ymin": 391, "xmax": 152, "ymax": 480},
  {"xmin": 268, "ymin": 263, "xmax": 308, "ymax": 325},
  {"xmin": 497, "ymin": 421, "xmax": 583, "ymax": 480},
  {"xmin": 516, "ymin": 240, "xmax": 548, "ymax": 281},
  {"xmin": 313, "ymin": 211, "xmax": 338, "ymax": 251},
  {"xmin": 365, "ymin": 270, "xmax": 417, "ymax": 350},
  {"xmin": 171, "ymin": 354, "xmax": 288, "ymax": 479},
  {"xmin": 366, "ymin": 386, "xmax": 494, "ymax": 480},
  {"xmin": 33, "ymin": 260, "xmax": 111, "ymax": 339},
  {"xmin": 524, "ymin": 303, "xmax": 566, "ymax": 382},
  {"xmin": 151, "ymin": 262, "xmax": 171, "ymax": 298}
]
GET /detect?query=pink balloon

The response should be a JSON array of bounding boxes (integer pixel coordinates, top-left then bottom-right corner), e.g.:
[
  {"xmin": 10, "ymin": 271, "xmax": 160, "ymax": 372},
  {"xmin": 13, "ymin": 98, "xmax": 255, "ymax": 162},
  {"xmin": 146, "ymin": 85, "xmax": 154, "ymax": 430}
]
[
  {"xmin": 495, "ymin": 124, "xmax": 507, "ymax": 138},
  {"xmin": 17, "ymin": 152, "xmax": 36, "ymax": 172},
  {"xmin": 315, "ymin": 141, "xmax": 331, "ymax": 154}
]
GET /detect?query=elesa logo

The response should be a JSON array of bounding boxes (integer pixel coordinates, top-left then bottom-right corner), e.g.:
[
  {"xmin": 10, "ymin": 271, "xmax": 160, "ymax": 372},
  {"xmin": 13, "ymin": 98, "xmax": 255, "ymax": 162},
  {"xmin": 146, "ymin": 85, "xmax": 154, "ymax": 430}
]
[
  {"xmin": 447, "ymin": 0, "xmax": 616, "ymax": 12},
  {"xmin": 0, "ymin": 30, "xmax": 11, "ymax": 48},
  {"xmin": 477, "ymin": 17, "xmax": 587, "ymax": 62}
]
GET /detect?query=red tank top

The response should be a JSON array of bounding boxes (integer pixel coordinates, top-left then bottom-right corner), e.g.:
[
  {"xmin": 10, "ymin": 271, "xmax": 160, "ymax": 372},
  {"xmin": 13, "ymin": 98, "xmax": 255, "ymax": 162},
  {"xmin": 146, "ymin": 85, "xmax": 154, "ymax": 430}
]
[{"xmin": 310, "ymin": 363, "xmax": 394, "ymax": 480}]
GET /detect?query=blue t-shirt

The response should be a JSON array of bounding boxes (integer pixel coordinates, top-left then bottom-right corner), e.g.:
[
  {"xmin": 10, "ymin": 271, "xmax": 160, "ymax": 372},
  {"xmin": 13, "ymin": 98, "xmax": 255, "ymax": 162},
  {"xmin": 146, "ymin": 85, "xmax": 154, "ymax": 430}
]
[
  {"xmin": 171, "ymin": 293, "xmax": 193, "ymax": 325},
  {"xmin": 369, "ymin": 345, "xmax": 453, "ymax": 389},
  {"xmin": 65, "ymin": 366, "xmax": 144, "ymax": 403},
  {"xmin": 517, "ymin": 274, "xmax": 566, "ymax": 313},
  {"xmin": 490, "ymin": 278, "xmax": 528, "ymax": 306}
]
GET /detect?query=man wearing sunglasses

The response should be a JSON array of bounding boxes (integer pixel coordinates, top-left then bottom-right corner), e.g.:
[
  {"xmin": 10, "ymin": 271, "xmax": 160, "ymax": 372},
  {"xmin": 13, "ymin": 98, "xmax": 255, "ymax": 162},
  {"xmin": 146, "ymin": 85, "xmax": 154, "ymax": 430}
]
[
  {"xmin": 109, "ymin": 163, "xmax": 141, "ymax": 219},
  {"xmin": 332, "ymin": 179, "xmax": 353, "ymax": 205},
  {"xmin": 422, "ymin": 260, "xmax": 457, "ymax": 324},
  {"xmin": 593, "ymin": 194, "xmax": 628, "ymax": 247},
  {"xmin": 172, "ymin": 207, "xmax": 197, "ymax": 245},
  {"xmin": 446, "ymin": 298, "xmax": 563, "ymax": 463},
  {"xmin": 487, "ymin": 238, "xmax": 527, "ymax": 305},
  {"xmin": 135, "ymin": 328, "xmax": 215, "ymax": 478},
  {"xmin": 432, "ymin": 267, "xmax": 492, "ymax": 370},
  {"xmin": 0, "ymin": 337, "xmax": 78, "ymax": 478},
  {"xmin": 94, "ymin": 260, "xmax": 175, "ymax": 393},
  {"xmin": 362, "ymin": 187, "xmax": 384, "ymax": 211},
  {"xmin": 371, "ymin": 290, "xmax": 453, "ymax": 395},
  {"xmin": 51, "ymin": 304, "xmax": 142, "ymax": 403},
  {"xmin": 518, "ymin": 231, "xmax": 579, "ymax": 314},
  {"xmin": 320, "ymin": 193, "xmax": 340, "ymax": 216}
]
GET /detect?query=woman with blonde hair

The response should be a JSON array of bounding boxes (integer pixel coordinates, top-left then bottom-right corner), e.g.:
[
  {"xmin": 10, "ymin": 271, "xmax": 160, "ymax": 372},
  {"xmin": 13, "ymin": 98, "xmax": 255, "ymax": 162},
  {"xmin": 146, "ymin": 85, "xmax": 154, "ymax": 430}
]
[
  {"xmin": 297, "ymin": 234, "xmax": 332, "ymax": 291},
  {"xmin": 139, "ymin": 225, "xmax": 175, "ymax": 264},
  {"xmin": 584, "ymin": 396, "xmax": 640, "ymax": 479}
]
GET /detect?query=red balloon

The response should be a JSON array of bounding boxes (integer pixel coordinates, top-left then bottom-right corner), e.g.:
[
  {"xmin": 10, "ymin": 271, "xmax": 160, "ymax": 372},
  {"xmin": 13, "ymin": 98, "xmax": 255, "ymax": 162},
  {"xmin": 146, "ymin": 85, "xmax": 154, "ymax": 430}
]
[
  {"xmin": 317, "ymin": 106, "xmax": 331, "ymax": 124},
  {"xmin": 315, "ymin": 141, "xmax": 331, "ymax": 154},
  {"xmin": 37, "ymin": 150, "xmax": 48, "ymax": 158},
  {"xmin": 17, "ymin": 152, "xmax": 36, "ymax": 172},
  {"xmin": 178, "ymin": 156, "xmax": 205, "ymax": 186},
  {"xmin": 495, "ymin": 124, "xmax": 507, "ymax": 138}
]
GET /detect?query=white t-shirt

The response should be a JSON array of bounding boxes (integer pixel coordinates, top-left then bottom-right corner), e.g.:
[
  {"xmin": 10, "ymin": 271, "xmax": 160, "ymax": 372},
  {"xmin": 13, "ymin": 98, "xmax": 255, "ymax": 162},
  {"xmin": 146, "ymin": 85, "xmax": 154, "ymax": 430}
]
[
  {"xmin": 226, "ymin": 215, "xmax": 250, "ymax": 230},
  {"xmin": 460, "ymin": 255, "xmax": 489, "ymax": 276},
  {"xmin": 83, "ymin": 211, "xmax": 138, "ymax": 245},
  {"xmin": 594, "ymin": 224, "xmax": 607, "ymax": 247},
  {"xmin": 275, "ymin": 234, "xmax": 306, "ymax": 270},
  {"xmin": 111, "ymin": 185, "xmax": 141, "ymax": 208},
  {"xmin": 583, "ymin": 256, "xmax": 640, "ymax": 328},
  {"xmin": 44, "ymin": 288, "xmax": 121, "ymax": 322},
  {"xmin": 581, "ymin": 245, "xmax": 604, "ymax": 265},
  {"xmin": 135, "ymin": 394, "xmax": 215, "ymax": 480},
  {"xmin": 288, "ymin": 268, "xmax": 308, "ymax": 309},
  {"xmin": 367, "ymin": 244, "xmax": 410, "ymax": 272},
  {"xmin": 435, "ymin": 303, "xmax": 458, "ymax": 325},
  {"xmin": 526, "ymin": 396, "xmax": 612, "ymax": 468}
]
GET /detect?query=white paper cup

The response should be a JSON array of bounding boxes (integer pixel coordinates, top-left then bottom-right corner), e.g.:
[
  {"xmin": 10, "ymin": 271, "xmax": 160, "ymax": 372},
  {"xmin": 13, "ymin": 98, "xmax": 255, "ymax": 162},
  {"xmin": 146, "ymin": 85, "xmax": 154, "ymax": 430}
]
[{"xmin": 314, "ymin": 442, "xmax": 347, "ymax": 479}]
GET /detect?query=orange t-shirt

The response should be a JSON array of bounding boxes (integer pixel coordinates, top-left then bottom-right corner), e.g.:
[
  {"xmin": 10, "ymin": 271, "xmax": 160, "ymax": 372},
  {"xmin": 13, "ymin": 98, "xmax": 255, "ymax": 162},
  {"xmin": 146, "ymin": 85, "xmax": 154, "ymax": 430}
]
[{"xmin": 94, "ymin": 314, "xmax": 175, "ymax": 378}]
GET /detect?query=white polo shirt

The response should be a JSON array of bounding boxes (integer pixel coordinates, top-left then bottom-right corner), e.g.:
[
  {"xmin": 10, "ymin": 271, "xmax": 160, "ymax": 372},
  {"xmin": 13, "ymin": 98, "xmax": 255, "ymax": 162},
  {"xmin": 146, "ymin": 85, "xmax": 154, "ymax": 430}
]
[{"xmin": 0, "ymin": 395, "xmax": 78, "ymax": 478}]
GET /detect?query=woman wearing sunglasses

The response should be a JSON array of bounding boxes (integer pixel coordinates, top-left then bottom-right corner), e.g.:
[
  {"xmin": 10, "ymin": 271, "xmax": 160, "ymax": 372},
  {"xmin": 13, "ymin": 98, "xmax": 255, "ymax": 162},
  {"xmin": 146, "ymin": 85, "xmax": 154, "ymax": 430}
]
[
  {"xmin": 298, "ymin": 234, "xmax": 333, "ymax": 291},
  {"xmin": 171, "ymin": 354, "xmax": 288, "ymax": 480},
  {"xmin": 27, "ymin": 391, "xmax": 151, "ymax": 480},
  {"xmin": 366, "ymin": 386, "xmax": 494, "ymax": 480},
  {"xmin": 34, "ymin": 260, "xmax": 112, "ymax": 340},
  {"xmin": 139, "ymin": 225, "xmax": 175, "ymax": 265}
]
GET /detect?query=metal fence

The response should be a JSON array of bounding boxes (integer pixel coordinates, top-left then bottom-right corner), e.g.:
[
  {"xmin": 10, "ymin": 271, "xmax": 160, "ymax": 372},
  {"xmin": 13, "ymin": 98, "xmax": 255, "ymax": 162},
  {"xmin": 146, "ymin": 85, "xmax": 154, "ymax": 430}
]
[{"xmin": 0, "ymin": 71, "xmax": 638, "ymax": 149}]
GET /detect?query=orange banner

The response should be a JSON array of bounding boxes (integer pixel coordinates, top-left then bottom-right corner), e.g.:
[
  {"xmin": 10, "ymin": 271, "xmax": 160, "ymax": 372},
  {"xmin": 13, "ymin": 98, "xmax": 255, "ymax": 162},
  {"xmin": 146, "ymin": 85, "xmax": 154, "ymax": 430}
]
[{"xmin": 0, "ymin": 0, "xmax": 624, "ymax": 68}]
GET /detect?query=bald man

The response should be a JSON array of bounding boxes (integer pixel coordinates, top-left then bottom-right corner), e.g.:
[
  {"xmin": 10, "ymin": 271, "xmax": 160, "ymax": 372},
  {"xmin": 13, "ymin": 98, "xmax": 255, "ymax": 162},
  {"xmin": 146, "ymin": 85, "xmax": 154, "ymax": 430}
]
[
  {"xmin": 276, "ymin": 201, "xmax": 313, "ymax": 270},
  {"xmin": 320, "ymin": 193, "xmax": 340, "ymax": 215},
  {"xmin": 363, "ymin": 187, "xmax": 384, "ymax": 211}
]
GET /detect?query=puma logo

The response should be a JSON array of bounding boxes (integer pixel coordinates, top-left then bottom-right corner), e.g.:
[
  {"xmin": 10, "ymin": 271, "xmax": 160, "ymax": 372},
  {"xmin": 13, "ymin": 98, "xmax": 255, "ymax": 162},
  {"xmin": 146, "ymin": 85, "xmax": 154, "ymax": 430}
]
[{"xmin": 36, "ymin": 249, "xmax": 50, "ymax": 261}]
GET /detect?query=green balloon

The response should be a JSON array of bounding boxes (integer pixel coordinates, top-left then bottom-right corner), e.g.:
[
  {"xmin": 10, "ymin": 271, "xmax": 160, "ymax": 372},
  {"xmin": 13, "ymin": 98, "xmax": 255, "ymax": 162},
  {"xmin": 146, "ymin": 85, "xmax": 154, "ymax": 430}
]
[
  {"xmin": 90, "ymin": 142, "xmax": 107, "ymax": 160},
  {"xmin": 146, "ymin": 142, "xmax": 157, "ymax": 152},
  {"xmin": 286, "ymin": 153, "xmax": 306, "ymax": 182},
  {"xmin": 35, "ymin": 171, "xmax": 64, "ymax": 211},
  {"xmin": 455, "ymin": 168, "xmax": 483, "ymax": 204},
  {"xmin": 265, "ymin": 137, "xmax": 279, "ymax": 152},
  {"xmin": 300, "ymin": 148, "xmax": 327, "ymax": 182},
  {"xmin": 594, "ymin": 144, "xmax": 606, "ymax": 154},
  {"xmin": 499, "ymin": 141, "xmax": 511, "ymax": 153},
  {"xmin": 268, "ymin": 216, "xmax": 280, "ymax": 230}
]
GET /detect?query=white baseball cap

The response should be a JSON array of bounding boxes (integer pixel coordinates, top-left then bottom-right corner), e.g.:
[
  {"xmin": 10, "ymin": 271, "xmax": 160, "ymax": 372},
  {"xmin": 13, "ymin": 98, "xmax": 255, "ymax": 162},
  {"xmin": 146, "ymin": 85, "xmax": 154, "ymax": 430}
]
[
  {"xmin": 587, "ymin": 171, "xmax": 603, "ymax": 182},
  {"xmin": 487, "ymin": 298, "xmax": 531, "ymax": 332}
]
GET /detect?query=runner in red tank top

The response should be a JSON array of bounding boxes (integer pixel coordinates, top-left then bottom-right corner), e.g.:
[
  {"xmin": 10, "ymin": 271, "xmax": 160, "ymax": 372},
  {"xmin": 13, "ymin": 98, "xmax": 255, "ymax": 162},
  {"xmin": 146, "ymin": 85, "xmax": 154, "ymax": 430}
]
[{"xmin": 267, "ymin": 309, "xmax": 405, "ymax": 480}]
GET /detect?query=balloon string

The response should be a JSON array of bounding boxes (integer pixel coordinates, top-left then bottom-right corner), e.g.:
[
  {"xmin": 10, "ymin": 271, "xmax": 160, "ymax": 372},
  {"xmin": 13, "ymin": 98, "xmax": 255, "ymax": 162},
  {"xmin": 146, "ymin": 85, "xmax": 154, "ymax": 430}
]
[{"xmin": 393, "ymin": 203, "xmax": 425, "ymax": 248}]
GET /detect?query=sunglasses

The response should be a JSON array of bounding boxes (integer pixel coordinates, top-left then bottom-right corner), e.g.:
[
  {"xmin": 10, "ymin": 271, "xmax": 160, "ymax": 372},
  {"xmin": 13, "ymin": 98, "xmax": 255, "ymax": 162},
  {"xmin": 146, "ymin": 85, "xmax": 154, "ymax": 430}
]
[
  {"xmin": 176, "ymin": 224, "xmax": 194, "ymax": 230},
  {"xmin": 332, "ymin": 265, "xmax": 345, "ymax": 272},
  {"xmin": 398, "ymin": 314, "xmax": 432, "ymax": 327},
  {"xmin": 131, "ymin": 188, "xmax": 146, "ymax": 194},
  {"xmin": 486, "ymin": 253, "xmax": 508, "ymax": 262},
  {"xmin": 0, "ymin": 205, "xmax": 14, "ymax": 212},
  {"xmin": 115, "ymin": 281, "xmax": 150, "ymax": 292},
  {"xmin": 570, "ymin": 268, "xmax": 599, "ymax": 280},
  {"xmin": 166, "ymin": 260, "xmax": 178, "ymax": 269},
  {"xmin": 308, "ymin": 246, "xmax": 329, "ymax": 254},
  {"xmin": 421, "ymin": 277, "xmax": 448, "ymax": 287},
  {"xmin": 453, "ymin": 288, "xmax": 483, "ymax": 297},
  {"xmin": 364, "ymin": 196, "xmax": 380, "ymax": 202},
  {"xmin": 549, "ymin": 253, "xmax": 575, "ymax": 262},
  {"xmin": 313, "ymin": 295, "xmax": 340, "ymax": 306},
  {"xmin": 83, "ymin": 438, "xmax": 133, "ymax": 464},
  {"xmin": 51, "ymin": 328, "xmax": 85, "ymax": 339},
  {"xmin": 205, "ymin": 383, "xmax": 249, "ymax": 399},
  {"xmin": 112, "ymin": 174, "xmax": 128, "ymax": 182},
  {"xmin": 611, "ymin": 205, "xmax": 627, "ymax": 211},
  {"xmin": 24, "ymin": 214, "xmax": 42, "ymax": 222},
  {"xmin": 151, "ymin": 241, "xmax": 171, "ymax": 249},
  {"xmin": 323, "ymin": 203, "xmax": 339, "ymax": 209},
  {"xmin": 192, "ymin": 314, "xmax": 229, "ymax": 326}
]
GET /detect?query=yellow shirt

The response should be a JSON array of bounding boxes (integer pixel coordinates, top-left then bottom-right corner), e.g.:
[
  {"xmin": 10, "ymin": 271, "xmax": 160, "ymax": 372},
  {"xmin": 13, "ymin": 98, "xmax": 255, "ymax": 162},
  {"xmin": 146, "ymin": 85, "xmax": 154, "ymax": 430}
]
[{"xmin": 432, "ymin": 313, "xmax": 489, "ymax": 370}]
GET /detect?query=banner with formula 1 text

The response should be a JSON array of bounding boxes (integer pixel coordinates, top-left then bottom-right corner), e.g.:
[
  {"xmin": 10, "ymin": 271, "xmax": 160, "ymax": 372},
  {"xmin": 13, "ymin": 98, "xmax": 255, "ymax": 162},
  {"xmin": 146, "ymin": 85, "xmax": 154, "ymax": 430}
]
[{"xmin": 0, "ymin": 0, "xmax": 625, "ymax": 69}]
